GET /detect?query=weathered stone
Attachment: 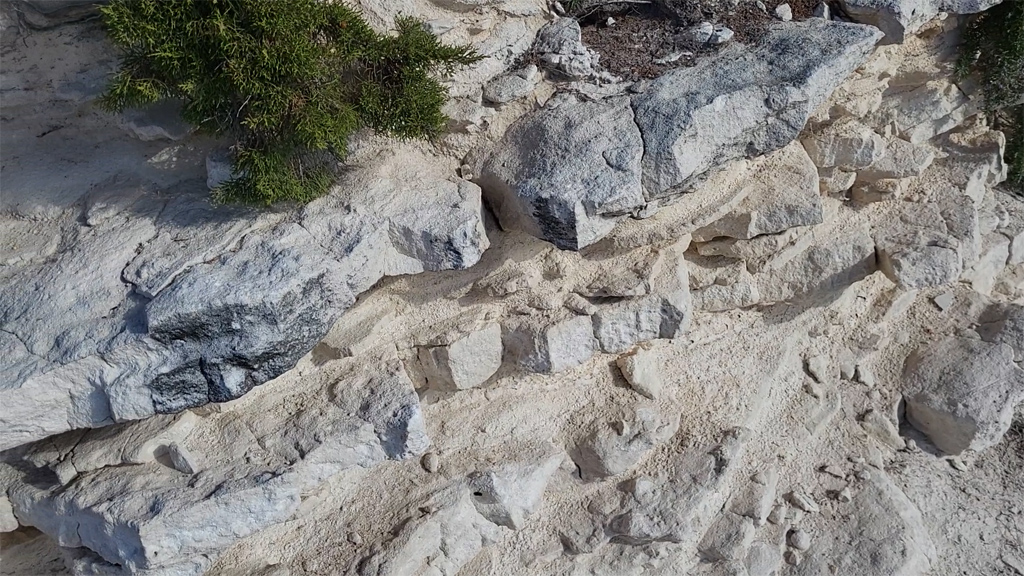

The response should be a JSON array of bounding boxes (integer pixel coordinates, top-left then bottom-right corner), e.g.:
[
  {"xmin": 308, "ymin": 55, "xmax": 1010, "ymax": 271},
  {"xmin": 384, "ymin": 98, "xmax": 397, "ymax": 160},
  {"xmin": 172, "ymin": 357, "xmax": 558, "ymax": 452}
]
[
  {"xmin": 857, "ymin": 137, "xmax": 935, "ymax": 182},
  {"xmin": 978, "ymin": 303, "xmax": 1024, "ymax": 362},
  {"xmin": 699, "ymin": 513, "xmax": 756, "ymax": 562},
  {"xmin": 617, "ymin": 347, "xmax": 664, "ymax": 400},
  {"xmin": 467, "ymin": 443, "xmax": 564, "ymax": 529},
  {"xmin": 482, "ymin": 64, "xmax": 539, "ymax": 104},
  {"xmin": 839, "ymin": 0, "xmax": 1001, "ymax": 43},
  {"xmin": 692, "ymin": 143, "xmax": 822, "ymax": 241},
  {"xmin": 534, "ymin": 18, "xmax": 602, "ymax": 80},
  {"xmin": 903, "ymin": 336, "xmax": 1024, "ymax": 454},
  {"xmin": 572, "ymin": 407, "xmax": 679, "ymax": 481},
  {"xmin": 876, "ymin": 229, "xmax": 963, "ymax": 289},
  {"xmin": 634, "ymin": 20, "xmax": 882, "ymax": 198},
  {"xmin": 479, "ymin": 95, "xmax": 643, "ymax": 250},
  {"xmin": 607, "ymin": 428, "xmax": 747, "ymax": 544},
  {"xmin": 9, "ymin": 361, "xmax": 427, "ymax": 576},
  {"xmin": 859, "ymin": 408, "xmax": 907, "ymax": 451},
  {"xmin": 757, "ymin": 229, "xmax": 877, "ymax": 302},
  {"xmin": 961, "ymin": 233, "xmax": 1011, "ymax": 296},
  {"xmin": 728, "ymin": 469, "xmax": 778, "ymax": 525},
  {"xmin": 0, "ymin": 495, "xmax": 18, "ymax": 533},
  {"xmin": 802, "ymin": 118, "xmax": 886, "ymax": 170},
  {"xmin": 792, "ymin": 471, "xmax": 936, "ymax": 575},
  {"xmin": 0, "ymin": 148, "xmax": 489, "ymax": 451},
  {"xmin": 747, "ymin": 541, "xmax": 784, "ymax": 576},
  {"xmin": 418, "ymin": 324, "xmax": 503, "ymax": 391},
  {"xmin": 503, "ymin": 313, "xmax": 597, "ymax": 374},
  {"xmin": 819, "ymin": 166, "xmax": 857, "ymax": 194}
]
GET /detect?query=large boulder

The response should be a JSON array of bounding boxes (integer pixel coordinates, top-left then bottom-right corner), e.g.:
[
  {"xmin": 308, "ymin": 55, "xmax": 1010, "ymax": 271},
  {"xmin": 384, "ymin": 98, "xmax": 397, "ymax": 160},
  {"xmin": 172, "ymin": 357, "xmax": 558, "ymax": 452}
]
[
  {"xmin": 902, "ymin": 336, "xmax": 1024, "ymax": 454},
  {"xmin": 479, "ymin": 20, "xmax": 881, "ymax": 251},
  {"xmin": 0, "ymin": 148, "xmax": 489, "ymax": 451}
]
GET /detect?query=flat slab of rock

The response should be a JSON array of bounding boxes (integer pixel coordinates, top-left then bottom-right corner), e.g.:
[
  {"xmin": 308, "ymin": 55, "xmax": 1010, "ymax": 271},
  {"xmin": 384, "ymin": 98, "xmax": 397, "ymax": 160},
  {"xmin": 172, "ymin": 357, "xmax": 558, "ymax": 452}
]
[
  {"xmin": 902, "ymin": 336, "xmax": 1024, "ymax": 454},
  {"xmin": 839, "ymin": 0, "xmax": 1001, "ymax": 43}
]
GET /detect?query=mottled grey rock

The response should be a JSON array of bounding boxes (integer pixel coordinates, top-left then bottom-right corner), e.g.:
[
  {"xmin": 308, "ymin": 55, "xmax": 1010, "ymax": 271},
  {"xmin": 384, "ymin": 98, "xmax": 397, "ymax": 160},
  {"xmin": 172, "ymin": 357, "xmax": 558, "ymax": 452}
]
[
  {"xmin": 479, "ymin": 95, "xmax": 643, "ymax": 250},
  {"xmin": 903, "ymin": 336, "xmax": 1024, "ymax": 454},
  {"xmin": 0, "ymin": 149, "xmax": 488, "ymax": 451},
  {"xmin": 9, "ymin": 361, "xmax": 425, "ymax": 576},
  {"xmin": 634, "ymin": 20, "xmax": 881, "ymax": 198},
  {"xmin": 534, "ymin": 18, "xmax": 602, "ymax": 80}
]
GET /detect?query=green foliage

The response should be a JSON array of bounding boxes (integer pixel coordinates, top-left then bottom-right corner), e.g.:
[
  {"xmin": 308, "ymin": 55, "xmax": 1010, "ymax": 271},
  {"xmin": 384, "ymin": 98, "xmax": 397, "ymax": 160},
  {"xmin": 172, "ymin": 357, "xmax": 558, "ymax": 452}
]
[
  {"xmin": 957, "ymin": 0, "xmax": 1024, "ymax": 192},
  {"xmin": 100, "ymin": 0, "xmax": 481, "ymax": 204}
]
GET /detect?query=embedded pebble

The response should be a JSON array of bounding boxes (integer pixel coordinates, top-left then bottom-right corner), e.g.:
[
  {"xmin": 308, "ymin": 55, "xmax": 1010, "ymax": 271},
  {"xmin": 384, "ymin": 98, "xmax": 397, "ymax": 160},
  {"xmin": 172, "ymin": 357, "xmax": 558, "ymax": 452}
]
[
  {"xmin": 348, "ymin": 532, "xmax": 363, "ymax": 546},
  {"xmin": 422, "ymin": 452, "xmax": 440, "ymax": 473},
  {"xmin": 774, "ymin": 3, "xmax": 793, "ymax": 21},
  {"xmin": 767, "ymin": 503, "xmax": 788, "ymax": 525},
  {"xmin": 784, "ymin": 550, "xmax": 802, "ymax": 566},
  {"xmin": 788, "ymin": 491, "xmax": 820, "ymax": 513},
  {"xmin": 822, "ymin": 465, "xmax": 845, "ymax": 478},
  {"xmin": 933, "ymin": 292, "xmax": 954, "ymax": 311},
  {"xmin": 788, "ymin": 528, "xmax": 811, "ymax": 551},
  {"xmin": 949, "ymin": 457, "xmax": 968, "ymax": 472},
  {"xmin": 837, "ymin": 487, "xmax": 853, "ymax": 503}
]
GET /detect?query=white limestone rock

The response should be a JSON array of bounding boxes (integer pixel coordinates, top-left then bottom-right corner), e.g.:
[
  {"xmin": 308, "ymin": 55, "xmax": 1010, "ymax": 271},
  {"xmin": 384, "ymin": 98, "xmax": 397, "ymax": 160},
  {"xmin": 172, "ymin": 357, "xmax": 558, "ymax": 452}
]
[
  {"xmin": 839, "ymin": 0, "xmax": 1001, "ymax": 43},
  {"xmin": 534, "ymin": 18, "xmax": 602, "ymax": 80},
  {"xmin": 977, "ymin": 303, "xmax": 1024, "ymax": 362},
  {"xmin": 757, "ymin": 229, "xmax": 877, "ymax": 302},
  {"xmin": 503, "ymin": 313, "xmax": 597, "ymax": 374},
  {"xmin": 418, "ymin": 324, "xmax": 503, "ymax": 391},
  {"xmin": 0, "ymin": 495, "xmax": 18, "ymax": 533},
  {"xmin": 792, "ymin": 471, "xmax": 936, "ymax": 575},
  {"xmin": 802, "ymin": 118, "xmax": 886, "ymax": 170},
  {"xmin": 482, "ymin": 64, "xmax": 539, "ymax": 104},
  {"xmin": 467, "ymin": 443, "xmax": 564, "ymax": 529},
  {"xmin": 617, "ymin": 347, "xmax": 664, "ymax": 400},
  {"xmin": 961, "ymin": 233, "xmax": 1011, "ymax": 296},
  {"xmin": 728, "ymin": 468, "xmax": 779, "ymax": 525},
  {"xmin": 572, "ymin": 407, "xmax": 680, "ymax": 482},
  {"xmin": 876, "ymin": 229, "xmax": 963, "ymax": 289},
  {"xmin": 857, "ymin": 137, "xmax": 935, "ymax": 183},
  {"xmin": 903, "ymin": 336, "xmax": 1024, "ymax": 454},
  {"xmin": 692, "ymin": 143, "xmax": 823, "ymax": 242},
  {"xmin": 699, "ymin": 513, "xmax": 756, "ymax": 562}
]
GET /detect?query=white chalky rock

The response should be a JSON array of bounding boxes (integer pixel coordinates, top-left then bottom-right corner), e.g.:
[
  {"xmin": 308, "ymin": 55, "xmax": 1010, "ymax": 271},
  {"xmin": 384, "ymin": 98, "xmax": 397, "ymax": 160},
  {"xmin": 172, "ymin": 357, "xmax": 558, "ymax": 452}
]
[
  {"xmin": 692, "ymin": 143, "xmax": 822, "ymax": 242},
  {"xmin": 961, "ymin": 233, "xmax": 1011, "ymax": 296},
  {"xmin": 819, "ymin": 166, "xmax": 857, "ymax": 194},
  {"xmin": 728, "ymin": 468, "xmax": 779, "ymax": 524},
  {"xmin": 0, "ymin": 496, "xmax": 18, "ymax": 533},
  {"xmin": 903, "ymin": 336, "xmax": 1024, "ymax": 454},
  {"xmin": 699, "ymin": 513, "xmax": 756, "ymax": 561},
  {"xmin": 802, "ymin": 118, "xmax": 886, "ymax": 170},
  {"xmin": 617, "ymin": 347, "xmax": 664, "ymax": 400},
  {"xmin": 467, "ymin": 443, "xmax": 564, "ymax": 530},
  {"xmin": 978, "ymin": 303, "xmax": 1024, "ymax": 362},
  {"xmin": 839, "ymin": 0, "xmax": 1000, "ymax": 43},
  {"xmin": 859, "ymin": 408, "xmax": 907, "ymax": 450},
  {"xmin": 775, "ymin": 3, "xmax": 793, "ymax": 20},
  {"xmin": 572, "ymin": 407, "xmax": 680, "ymax": 482},
  {"xmin": 504, "ymin": 313, "xmax": 597, "ymax": 374},
  {"xmin": 857, "ymin": 137, "xmax": 935, "ymax": 182},
  {"xmin": 876, "ymin": 229, "xmax": 963, "ymax": 289},
  {"xmin": 747, "ymin": 541, "xmax": 784, "ymax": 576},
  {"xmin": 418, "ymin": 324, "xmax": 503, "ymax": 391},
  {"xmin": 482, "ymin": 64, "xmax": 540, "ymax": 104}
]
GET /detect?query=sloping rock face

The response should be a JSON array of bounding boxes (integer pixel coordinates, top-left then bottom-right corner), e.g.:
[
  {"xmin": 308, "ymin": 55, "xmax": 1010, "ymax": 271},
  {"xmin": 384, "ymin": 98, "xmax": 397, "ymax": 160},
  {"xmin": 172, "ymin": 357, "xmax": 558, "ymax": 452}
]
[
  {"xmin": 480, "ymin": 19, "xmax": 882, "ymax": 250},
  {"xmin": 0, "ymin": 23, "xmax": 491, "ymax": 450}
]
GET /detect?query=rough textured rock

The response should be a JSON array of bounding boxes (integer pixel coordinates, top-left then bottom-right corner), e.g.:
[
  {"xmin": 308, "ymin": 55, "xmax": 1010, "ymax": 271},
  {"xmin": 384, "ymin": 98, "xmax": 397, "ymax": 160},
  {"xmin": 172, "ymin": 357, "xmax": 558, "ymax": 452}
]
[
  {"xmin": 572, "ymin": 407, "xmax": 680, "ymax": 481},
  {"xmin": 757, "ymin": 229, "xmax": 877, "ymax": 302},
  {"xmin": 793, "ymin": 471, "xmax": 936, "ymax": 575},
  {"xmin": 482, "ymin": 64, "xmax": 540, "ymax": 104},
  {"xmin": 857, "ymin": 137, "xmax": 935, "ymax": 182},
  {"xmin": 978, "ymin": 303, "xmax": 1024, "ymax": 362},
  {"xmin": 479, "ymin": 95, "xmax": 644, "ymax": 250},
  {"xmin": 903, "ymin": 336, "xmax": 1024, "ymax": 454},
  {"xmin": 0, "ymin": 148, "xmax": 489, "ymax": 451},
  {"xmin": 802, "ymin": 118, "xmax": 887, "ymax": 170},
  {"xmin": 617, "ymin": 347, "xmax": 663, "ymax": 400},
  {"xmin": 839, "ymin": 0, "xmax": 1002, "ymax": 43},
  {"xmin": 634, "ymin": 20, "xmax": 882, "ymax": 198},
  {"xmin": 503, "ymin": 313, "xmax": 597, "ymax": 374},
  {"xmin": 8, "ymin": 361, "xmax": 428, "ymax": 576},
  {"xmin": 876, "ymin": 229, "xmax": 963, "ymax": 289},
  {"xmin": 418, "ymin": 324, "xmax": 503, "ymax": 391},
  {"xmin": 0, "ymin": 495, "xmax": 18, "ymax": 532},
  {"xmin": 467, "ymin": 443, "xmax": 564, "ymax": 529},
  {"xmin": 692, "ymin": 143, "xmax": 823, "ymax": 242}
]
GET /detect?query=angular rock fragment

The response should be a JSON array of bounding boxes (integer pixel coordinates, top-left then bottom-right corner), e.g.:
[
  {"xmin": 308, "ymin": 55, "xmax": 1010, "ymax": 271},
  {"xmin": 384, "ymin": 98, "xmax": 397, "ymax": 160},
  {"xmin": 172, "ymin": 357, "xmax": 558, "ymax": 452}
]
[
  {"xmin": 699, "ymin": 513, "xmax": 756, "ymax": 562},
  {"xmin": 802, "ymin": 118, "xmax": 886, "ymax": 170},
  {"xmin": 757, "ymin": 229, "xmax": 877, "ymax": 302},
  {"xmin": 479, "ymin": 95, "xmax": 644, "ymax": 250},
  {"xmin": 839, "ymin": 0, "xmax": 1000, "ymax": 43},
  {"xmin": 977, "ymin": 303, "xmax": 1024, "ymax": 362},
  {"xmin": 859, "ymin": 408, "xmax": 907, "ymax": 451},
  {"xmin": 467, "ymin": 443, "xmax": 564, "ymax": 529},
  {"xmin": 903, "ymin": 336, "xmax": 1024, "ymax": 454},
  {"xmin": 418, "ymin": 324, "xmax": 503, "ymax": 391},
  {"xmin": 483, "ymin": 64, "xmax": 539, "ymax": 104},
  {"xmin": 617, "ymin": 347, "xmax": 664, "ymax": 400},
  {"xmin": 0, "ymin": 496, "xmax": 18, "ymax": 533},
  {"xmin": 876, "ymin": 229, "xmax": 963, "ymax": 289},
  {"xmin": 692, "ymin": 143, "xmax": 822, "ymax": 242},
  {"xmin": 503, "ymin": 313, "xmax": 597, "ymax": 374},
  {"xmin": 728, "ymin": 468, "xmax": 779, "ymax": 525},
  {"xmin": 857, "ymin": 137, "xmax": 935, "ymax": 182}
]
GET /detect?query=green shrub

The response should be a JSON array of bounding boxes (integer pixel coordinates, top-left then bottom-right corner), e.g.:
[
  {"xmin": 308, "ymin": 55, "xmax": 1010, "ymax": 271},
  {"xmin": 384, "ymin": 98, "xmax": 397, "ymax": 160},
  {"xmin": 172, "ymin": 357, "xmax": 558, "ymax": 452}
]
[
  {"xmin": 957, "ymin": 0, "xmax": 1024, "ymax": 192},
  {"xmin": 100, "ymin": 0, "xmax": 480, "ymax": 204}
]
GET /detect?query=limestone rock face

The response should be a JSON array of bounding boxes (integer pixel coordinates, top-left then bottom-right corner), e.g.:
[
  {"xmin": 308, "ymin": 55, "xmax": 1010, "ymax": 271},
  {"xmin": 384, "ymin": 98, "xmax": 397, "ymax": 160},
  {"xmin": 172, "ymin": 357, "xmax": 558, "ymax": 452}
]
[
  {"xmin": 0, "ymin": 149, "xmax": 489, "ymax": 451},
  {"xmin": 903, "ymin": 336, "xmax": 1024, "ymax": 454}
]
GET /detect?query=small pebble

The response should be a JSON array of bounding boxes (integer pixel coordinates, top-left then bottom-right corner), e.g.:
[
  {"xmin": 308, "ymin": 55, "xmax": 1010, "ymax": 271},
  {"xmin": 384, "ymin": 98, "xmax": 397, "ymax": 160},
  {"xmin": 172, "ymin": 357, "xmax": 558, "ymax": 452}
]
[
  {"xmin": 933, "ymin": 292, "xmax": 954, "ymax": 311},
  {"xmin": 848, "ymin": 456, "xmax": 866, "ymax": 464},
  {"xmin": 905, "ymin": 439, "xmax": 919, "ymax": 453},
  {"xmin": 756, "ymin": 0, "xmax": 767, "ymax": 10},
  {"xmin": 868, "ymin": 390, "xmax": 881, "ymax": 401},
  {"xmin": 606, "ymin": 16, "xmax": 616, "ymax": 26},
  {"xmin": 837, "ymin": 487, "xmax": 853, "ymax": 503},
  {"xmin": 949, "ymin": 457, "xmax": 968, "ymax": 472},
  {"xmin": 784, "ymin": 550, "xmax": 802, "ymax": 566},
  {"xmin": 348, "ymin": 532, "xmax": 363, "ymax": 545},
  {"xmin": 768, "ymin": 503, "xmax": 788, "ymax": 525},
  {"xmin": 813, "ymin": 2, "xmax": 830, "ymax": 18},
  {"xmin": 856, "ymin": 469, "xmax": 872, "ymax": 481},
  {"xmin": 421, "ymin": 452, "xmax": 439, "ymax": 473},
  {"xmin": 774, "ymin": 3, "xmax": 793, "ymax": 21},
  {"xmin": 854, "ymin": 364, "xmax": 876, "ymax": 387},
  {"xmin": 788, "ymin": 528, "xmax": 811, "ymax": 551}
]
